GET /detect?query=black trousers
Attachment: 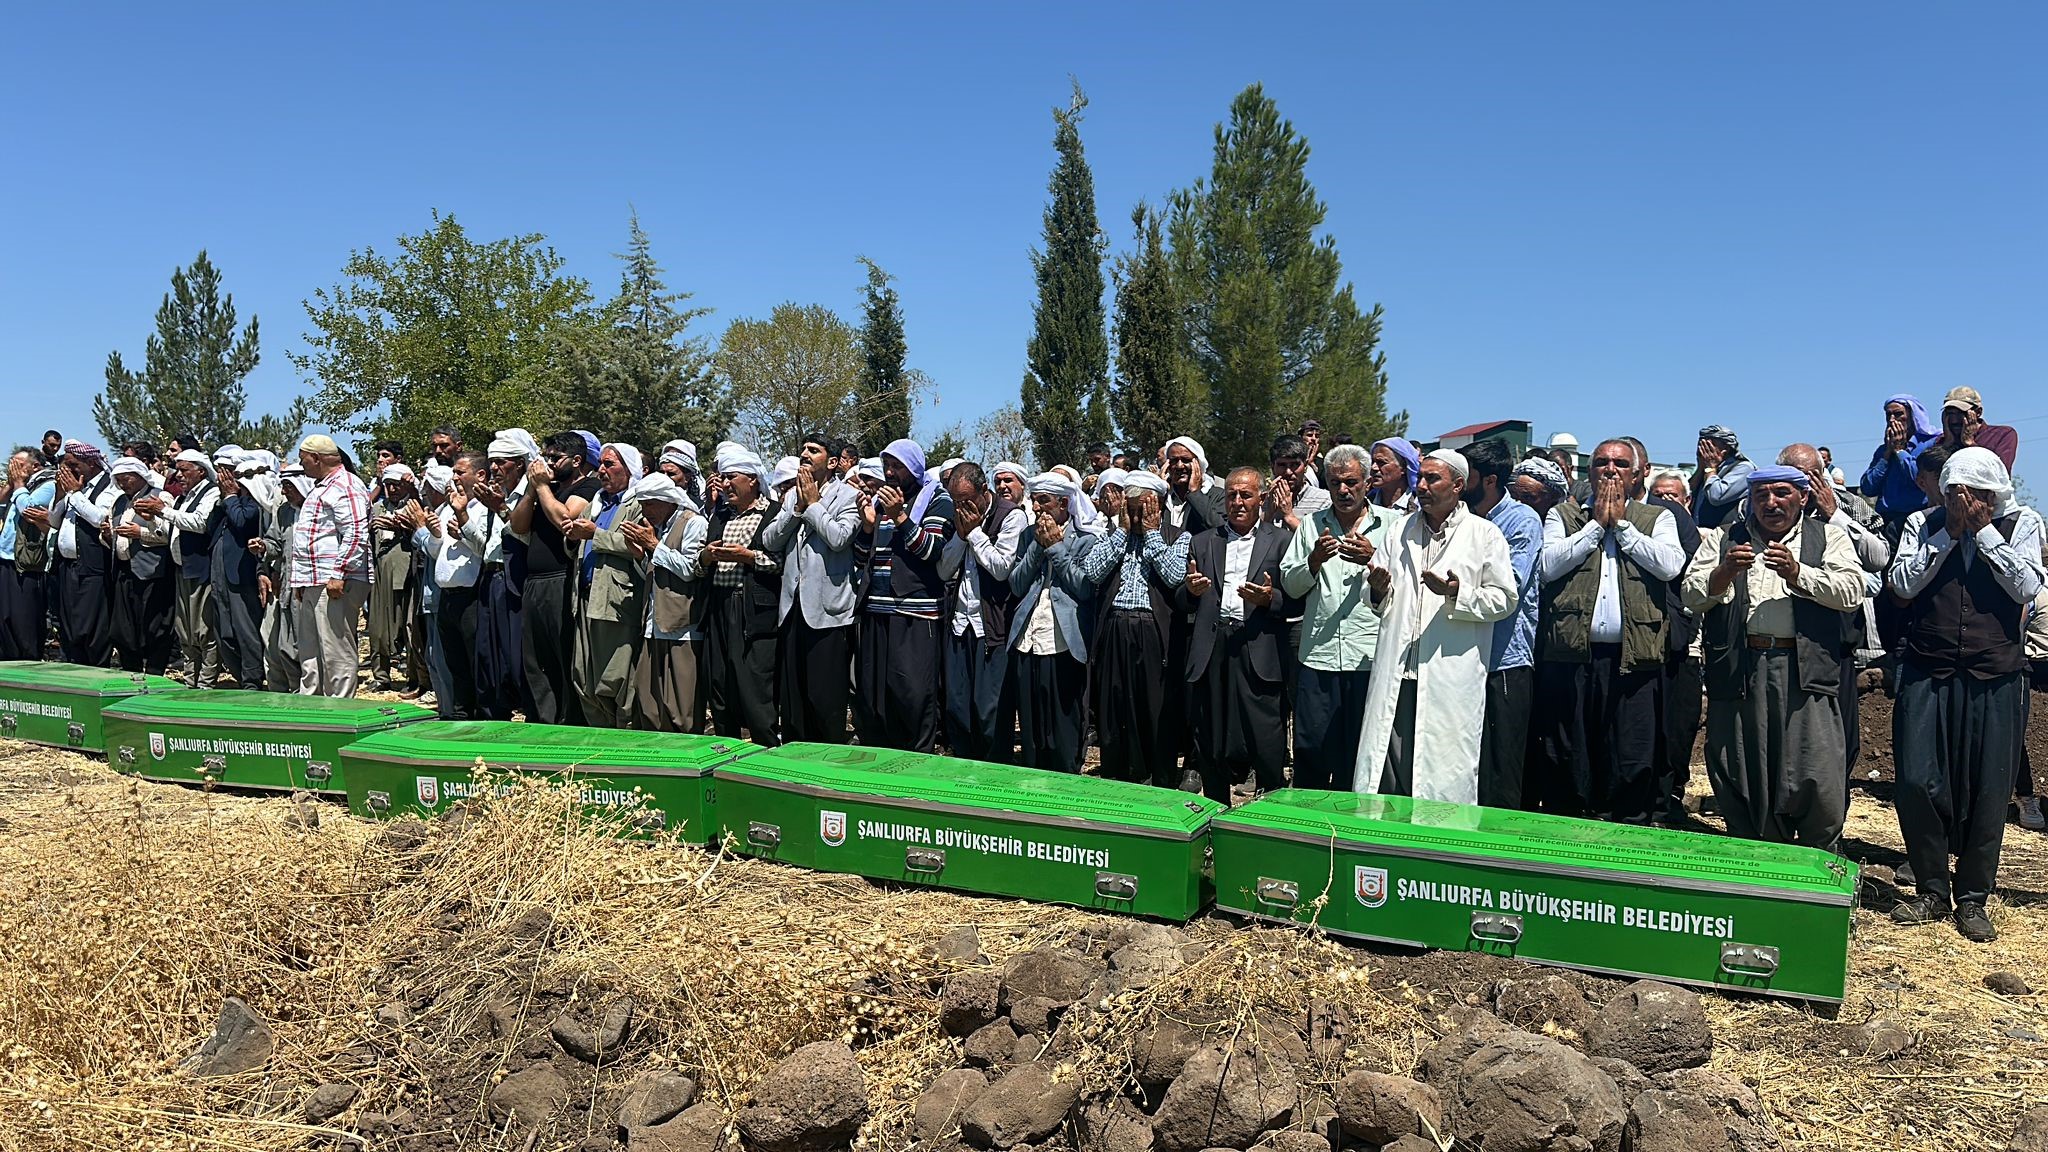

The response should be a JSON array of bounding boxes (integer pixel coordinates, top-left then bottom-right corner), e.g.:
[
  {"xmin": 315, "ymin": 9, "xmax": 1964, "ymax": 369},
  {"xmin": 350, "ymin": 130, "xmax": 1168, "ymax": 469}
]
[
  {"xmin": 520, "ymin": 570, "xmax": 578, "ymax": 725},
  {"xmin": 1657, "ymin": 654, "xmax": 1705, "ymax": 819},
  {"xmin": 435, "ymin": 583, "xmax": 481, "ymax": 721},
  {"xmin": 704, "ymin": 593, "xmax": 779, "ymax": 744},
  {"xmin": 1093, "ymin": 611, "xmax": 1174, "ymax": 786},
  {"xmin": 214, "ymin": 579, "xmax": 267, "ymax": 689},
  {"xmin": 112, "ymin": 569, "xmax": 174, "ymax": 674},
  {"xmin": 1191, "ymin": 628, "xmax": 1287, "ymax": 803},
  {"xmin": 1293, "ymin": 665, "xmax": 1371, "ymax": 791},
  {"xmin": 779, "ymin": 612, "xmax": 853, "ymax": 744},
  {"xmin": 1379, "ymin": 679, "xmax": 1420, "ymax": 796},
  {"xmin": 54, "ymin": 557, "xmax": 112, "ymax": 666},
  {"xmin": 856, "ymin": 612, "xmax": 941, "ymax": 752},
  {"xmin": 1543, "ymin": 645, "xmax": 1660, "ymax": 823},
  {"xmin": 944, "ymin": 628, "xmax": 1015, "ymax": 762},
  {"xmin": 1477, "ymin": 665, "xmax": 1535, "ymax": 810},
  {"xmin": 0, "ymin": 560, "xmax": 47, "ymax": 661},
  {"xmin": 1838, "ymin": 651, "xmax": 1860, "ymax": 783},
  {"xmin": 1895, "ymin": 663, "xmax": 2026, "ymax": 909},
  {"xmin": 1014, "ymin": 651, "xmax": 1087, "ymax": 773},
  {"xmin": 475, "ymin": 568, "xmax": 526, "ymax": 721}
]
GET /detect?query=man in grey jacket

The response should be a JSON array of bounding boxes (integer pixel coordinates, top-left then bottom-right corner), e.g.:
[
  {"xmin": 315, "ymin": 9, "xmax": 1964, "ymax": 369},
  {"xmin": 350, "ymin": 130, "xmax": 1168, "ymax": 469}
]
[{"xmin": 763, "ymin": 434, "xmax": 863, "ymax": 743}]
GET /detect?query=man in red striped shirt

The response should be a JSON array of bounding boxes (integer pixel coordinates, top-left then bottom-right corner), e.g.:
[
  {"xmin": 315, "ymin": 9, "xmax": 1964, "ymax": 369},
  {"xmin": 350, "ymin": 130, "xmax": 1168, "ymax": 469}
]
[{"xmin": 289, "ymin": 434, "xmax": 372, "ymax": 696}]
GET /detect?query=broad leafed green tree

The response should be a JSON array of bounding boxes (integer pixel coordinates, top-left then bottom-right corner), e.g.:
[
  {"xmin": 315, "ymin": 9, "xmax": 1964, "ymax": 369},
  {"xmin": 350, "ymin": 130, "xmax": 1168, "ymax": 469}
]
[
  {"xmin": 94, "ymin": 251, "xmax": 309, "ymax": 450},
  {"xmin": 854, "ymin": 257, "xmax": 911, "ymax": 448},
  {"xmin": 564, "ymin": 211, "xmax": 732, "ymax": 453},
  {"xmin": 1110, "ymin": 203, "xmax": 1197, "ymax": 463},
  {"xmin": 716, "ymin": 303, "xmax": 867, "ymax": 454},
  {"xmin": 1020, "ymin": 81, "xmax": 1112, "ymax": 469},
  {"xmin": 1168, "ymin": 84, "xmax": 1400, "ymax": 468},
  {"xmin": 292, "ymin": 211, "xmax": 602, "ymax": 453}
]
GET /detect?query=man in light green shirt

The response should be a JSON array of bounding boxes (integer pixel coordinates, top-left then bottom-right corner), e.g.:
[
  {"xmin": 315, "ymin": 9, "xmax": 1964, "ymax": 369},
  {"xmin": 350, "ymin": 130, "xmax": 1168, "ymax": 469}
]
[{"xmin": 1280, "ymin": 444, "xmax": 1396, "ymax": 790}]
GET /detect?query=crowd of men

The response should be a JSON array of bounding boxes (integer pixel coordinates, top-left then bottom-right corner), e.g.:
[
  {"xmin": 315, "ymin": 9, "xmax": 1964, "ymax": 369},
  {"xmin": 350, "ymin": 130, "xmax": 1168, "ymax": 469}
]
[{"xmin": 0, "ymin": 384, "xmax": 2042, "ymax": 943}]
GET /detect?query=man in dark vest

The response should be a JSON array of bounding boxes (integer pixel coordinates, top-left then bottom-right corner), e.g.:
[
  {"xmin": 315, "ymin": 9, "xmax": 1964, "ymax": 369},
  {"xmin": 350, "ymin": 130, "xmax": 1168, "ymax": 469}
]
[
  {"xmin": 1683, "ymin": 465, "xmax": 1865, "ymax": 848},
  {"xmin": 852, "ymin": 439, "xmax": 956, "ymax": 752},
  {"xmin": 106, "ymin": 457, "xmax": 177, "ymax": 674},
  {"xmin": 1778, "ymin": 443, "xmax": 1890, "ymax": 783},
  {"xmin": 45, "ymin": 441, "xmax": 118, "ymax": 665},
  {"xmin": 1888, "ymin": 447, "xmax": 2044, "ymax": 943},
  {"xmin": 1535, "ymin": 438, "xmax": 1686, "ymax": 822},
  {"xmin": 1082, "ymin": 470, "xmax": 1191, "ymax": 787},
  {"xmin": 1180, "ymin": 467, "xmax": 1294, "ymax": 802},
  {"xmin": 938, "ymin": 462, "xmax": 1028, "ymax": 762},
  {"xmin": 144, "ymin": 449, "xmax": 222, "ymax": 687}
]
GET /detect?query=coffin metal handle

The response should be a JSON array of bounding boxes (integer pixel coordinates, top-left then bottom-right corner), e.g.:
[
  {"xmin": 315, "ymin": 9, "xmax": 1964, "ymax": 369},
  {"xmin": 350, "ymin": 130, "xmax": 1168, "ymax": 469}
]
[
  {"xmin": 1255, "ymin": 877, "xmax": 1300, "ymax": 908},
  {"xmin": 1471, "ymin": 912, "xmax": 1524, "ymax": 945},
  {"xmin": 629, "ymin": 809, "xmax": 667, "ymax": 831},
  {"xmin": 1095, "ymin": 871, "xmax": 1139, "ymax": 901},
  {"xmin": 1, "ymin": 714, "xmax": 16, "ymax": 732},
  {"xmin": 1720, "ymin": 942, "xmax": 1780, "ymax": 978},
  {"xmin": 304, "ymin": 761, "xmax": 333, "ymax": 782},
  {"xmin": 66, "ymin": 722, "xmax": 85, "ymax": 744},
  {"xmin": 117, "ymin": 746, "xmax": 137, "ymax": 766},
  {"xmin": 905, "ymin": 847, "xmax": 946, "ymax": 874},
  {"xmin": 366, "ymin": 791, "xmax": 391, "ymax": 814},
  {"xmin": 201, "ymin": 754, "xmax": 227, "ymax": 777},
  {"xmin": 747, "ymin": 821, "xmax": 782, "ymax": 849}
]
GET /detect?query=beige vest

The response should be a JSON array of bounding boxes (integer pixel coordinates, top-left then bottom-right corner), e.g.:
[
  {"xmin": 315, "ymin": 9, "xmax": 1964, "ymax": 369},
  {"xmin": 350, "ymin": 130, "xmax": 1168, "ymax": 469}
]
[{"xmin": 649, "ymin": 509, "xmax": 701, "ymax": 635}]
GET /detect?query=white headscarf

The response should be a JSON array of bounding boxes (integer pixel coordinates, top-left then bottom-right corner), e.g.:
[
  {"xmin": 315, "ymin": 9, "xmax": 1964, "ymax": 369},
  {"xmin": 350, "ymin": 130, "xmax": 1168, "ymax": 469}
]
[
  {"xmin": 173, "ymin": 449, "xmax": 210, "ymax": 468},
  {"xmin": 1424, "ymin": 448, "xmax": 1470, "ymax": 484},
  {"xmin": 1121, "ymin": 470, "xmax": 1170, "ymax": 498},
  {"xmin": 993, "ymin": 462, "xmax": 1027, "ymax": 486},
  {"xmin": 770, "ymin": 455, "xmax": 801, "ymax": 490},
  {"xmin": 110, "ymin": 456, "xmax": 153, "ymax": 482},
  {"xmin": 1163, "ymin": 436, "xmax": 1208, "ymax": 473},
  {"xmin": 1095, "ymin": 467, "xmax": 1130, "ymax": 491},
  {"xmin": 379, "ymin": 463, "xmax": 417, "ymax": 486},
  {"xmin": 604, "ymin": 443, "xmax": 645, "ymax": 483},
  {"xmin": 211, "ymin": 443, "xmax": 245, "ymax": 466},
  {"xmin": 717, "ymin": 446, "xmax": 765, "ymax": 478},
  {"xmin": 421, "ymin": 464, "xmax": 456, "ymax": 495},
  {"xmin": 1941, "ymin": 446, "xmax": 2019, "ymax": 518},
  {"xmin": 1026, "ymin": 471, "xmax": 1108, "ymax": 537},
  {"xmin": 854, "ymin": 457, "xmax": 885, "ymax": 482},
  {"xmin": 626, "ymin": 472, "xmax": 681, "ymax": 507},
  {"xmin": 660, "ymin": 438, "xmax": 699, "ymax": 476},
  {"xmin": 489, "ymin": 428, "xmax": 541, "ymax": 462}
]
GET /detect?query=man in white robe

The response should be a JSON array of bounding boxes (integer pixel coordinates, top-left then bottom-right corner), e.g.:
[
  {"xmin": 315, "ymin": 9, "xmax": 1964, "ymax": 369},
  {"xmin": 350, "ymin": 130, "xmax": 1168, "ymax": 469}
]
[{"xmin": 1354, "ymin": 450, "xmax": 1520, "ymax": 805}]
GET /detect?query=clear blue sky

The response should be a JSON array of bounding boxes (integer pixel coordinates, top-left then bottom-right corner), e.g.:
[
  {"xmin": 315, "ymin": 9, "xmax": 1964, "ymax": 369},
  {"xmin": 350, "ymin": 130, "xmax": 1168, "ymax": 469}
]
[{"xmin": 4, "ymin": 3, "xmax": 2043, "ymax": 482}]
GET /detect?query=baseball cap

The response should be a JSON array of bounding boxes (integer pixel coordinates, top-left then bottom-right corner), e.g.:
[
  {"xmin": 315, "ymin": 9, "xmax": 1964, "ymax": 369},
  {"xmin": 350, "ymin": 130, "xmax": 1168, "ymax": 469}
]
[{"xmin": 1942, "ymin": 386, "xmax": 1983, "ymax": 413}]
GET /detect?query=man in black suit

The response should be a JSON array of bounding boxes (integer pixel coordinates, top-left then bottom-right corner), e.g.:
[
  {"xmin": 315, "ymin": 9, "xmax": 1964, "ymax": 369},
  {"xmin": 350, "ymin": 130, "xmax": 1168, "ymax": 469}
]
[
  {"xmin": 212, "ymin": 459, "xmax": 269, "ymax": 689},
  {"xmin": 1180, "ymin": 466, "xmax": 1294, "ymax": 803}
]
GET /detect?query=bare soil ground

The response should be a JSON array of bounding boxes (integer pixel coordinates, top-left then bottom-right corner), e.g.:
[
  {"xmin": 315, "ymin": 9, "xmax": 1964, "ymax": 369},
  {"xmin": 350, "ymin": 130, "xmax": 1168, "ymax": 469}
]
[{"xmin": 0, "ymin": 688, "xmax": 2045, "ymax": 1151}]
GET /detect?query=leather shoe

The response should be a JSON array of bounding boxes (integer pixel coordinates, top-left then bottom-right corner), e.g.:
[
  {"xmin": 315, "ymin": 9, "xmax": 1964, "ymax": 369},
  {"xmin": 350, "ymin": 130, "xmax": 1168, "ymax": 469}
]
[
  {"xmin": 1176, "ymin": 770, "xmax": 1203, "ymax": 794},
  {"xmin": 1889, "ymin": 894, "xmax": 1948, "ymax": 925},
  {"xmin": 1954, "ymin": 903, "xmax": 1997, "ymax": 943},
  {"xmin": 1892, "ymin": 859, "xmax": 1917, "ymax": 888}
]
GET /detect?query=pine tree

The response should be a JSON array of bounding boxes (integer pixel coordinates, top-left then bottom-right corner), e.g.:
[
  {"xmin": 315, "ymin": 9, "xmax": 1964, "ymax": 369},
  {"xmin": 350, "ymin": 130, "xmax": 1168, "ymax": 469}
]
[
  {"xmin": 94, "ymin": 251, "xmax": 309, "ymax": 450},
  {"xmin": 1169, "ymin": 84, "xmax": 1400, "ymax": 468},
  {"xmin": 565, "ymin": 211, "xmax": 732, "ymax": 453},
  {"xmin": 854, "ymin": 257, "xmax": 911, "ymax": 448},
  {"xmin": 1111, "ymin": 203, "xmax": 1197, "ymax": 462},
  {"xmin": 1020, "ymin": 81, "xmax": 1112, "ymax": 470}
]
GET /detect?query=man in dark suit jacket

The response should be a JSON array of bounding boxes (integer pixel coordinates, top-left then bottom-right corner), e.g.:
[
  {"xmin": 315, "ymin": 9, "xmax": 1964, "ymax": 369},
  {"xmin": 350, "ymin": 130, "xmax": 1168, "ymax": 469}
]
[
  {"xmin": 212, "ymin": 463, "xmax": 269, "ymax": 689},
  {"xmin": 1179, "ymin": 466, "xmax": 1295, "ymax": 802}
]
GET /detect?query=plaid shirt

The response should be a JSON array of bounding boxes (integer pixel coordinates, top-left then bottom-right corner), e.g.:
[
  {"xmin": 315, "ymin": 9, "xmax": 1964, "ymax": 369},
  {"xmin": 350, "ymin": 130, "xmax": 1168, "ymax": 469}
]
[
  {"xmin": 712, "ymin": 501, "xmax": 777, "ymax": 588},
  {"xmin": 289, "ymin": 468, "xmax": 372, "ymax": 587}
]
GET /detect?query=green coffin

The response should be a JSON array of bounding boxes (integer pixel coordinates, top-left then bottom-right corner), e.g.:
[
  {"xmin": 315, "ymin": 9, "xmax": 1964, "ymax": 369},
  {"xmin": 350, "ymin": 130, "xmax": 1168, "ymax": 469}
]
[
  {"xmin": 1212, "ymin": 790, "xmax": 1856, "ymax": 1006},
  {"xmin": 340, "ymin": 720, "xmax": 757, "ymax": 841},
  {"xmin": 101, "ymin": 692, "xmax": 435, "ymax": 794},
  {"xmin": 0, "ymin": 661, "xmax": 184, "ymax": 751},
  {"xmin": 714, "ymin": 743, "xmax": 1223, "ymax": 921}
]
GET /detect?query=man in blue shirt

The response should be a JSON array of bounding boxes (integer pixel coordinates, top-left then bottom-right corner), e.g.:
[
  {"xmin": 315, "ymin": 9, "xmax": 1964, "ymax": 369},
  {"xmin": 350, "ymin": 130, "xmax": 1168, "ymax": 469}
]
[
  {"xmin": 1462, "ymin": 439, "xmax": 1543, "ymax": 809},
  {"xmin": 0, "ymin": 448, "xmax": 57, "ymax": 660}
]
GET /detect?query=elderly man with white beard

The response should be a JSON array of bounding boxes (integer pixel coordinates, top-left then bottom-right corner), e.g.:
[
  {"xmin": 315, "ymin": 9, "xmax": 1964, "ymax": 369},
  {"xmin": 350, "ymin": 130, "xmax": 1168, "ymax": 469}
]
[
  {"xmin": 1353, "ymin": 449, "xmax": 1519, "ymax": 804},
  {"xmin": 1682, "ymin": 465, "xmax": 1865, "ymax": 850}
]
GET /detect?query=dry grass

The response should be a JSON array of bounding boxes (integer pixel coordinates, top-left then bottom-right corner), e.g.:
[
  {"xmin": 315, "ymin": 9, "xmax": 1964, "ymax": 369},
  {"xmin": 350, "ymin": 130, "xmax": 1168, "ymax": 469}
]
[{"xmin": 0, "ymin": 737, "xmax": 2043, "ymax": 1152}]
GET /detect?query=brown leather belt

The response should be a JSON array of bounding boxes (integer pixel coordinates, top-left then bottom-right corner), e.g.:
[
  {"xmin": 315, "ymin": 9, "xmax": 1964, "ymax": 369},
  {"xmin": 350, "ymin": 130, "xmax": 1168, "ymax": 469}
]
[{"xmin": 1746, "ymin": 636, "xmax": 1798, "ymax": 650}]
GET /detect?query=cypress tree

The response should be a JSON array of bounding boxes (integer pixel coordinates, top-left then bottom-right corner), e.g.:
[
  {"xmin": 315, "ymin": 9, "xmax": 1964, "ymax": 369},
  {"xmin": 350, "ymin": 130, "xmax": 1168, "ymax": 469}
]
[
  {"xmin": 566, "ymin": 211, "xmax": 732, "ymax": 453},
  {"xmin": 1020, "ymin": 81, "xmax": 1112, "ymax": 470},
  {"xmin": 94, "ymin": 251, "xmax": 309, "ymax": 450},
  {"xmin": 854, "ymin": 257, "xmax": 911, "ymax": 447},
  {"xmin": 1169, "ymin": 84, "xmax": 1400, "ymax": 468},
  {"xmin": 1110, "ymin": 203, "xmax": 1197, "ymax": 463}
]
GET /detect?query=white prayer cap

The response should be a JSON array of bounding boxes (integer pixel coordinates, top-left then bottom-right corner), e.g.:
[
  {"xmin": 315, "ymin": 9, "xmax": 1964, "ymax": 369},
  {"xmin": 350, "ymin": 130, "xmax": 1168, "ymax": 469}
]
[
  {"xmin": 993, "ymin": 461, "xmax": 1027, "ymax": 482},
  {"xmin": 854, "ymin": 457, "xmax": 885, "ymax": 482},
  {"xmin": 769, "ymin": 455, "xmax": 800, "ymax": 490},
  {"xmin": 1121, "ymin": 470, "xmax": 1170, "ymax": 497},
  {"xmin": 488, "ymin": 428, "xmax": 540, "ymax": 461},
  {"xmin": 421, "ymin": 464, "xmax": 455, "ymax": 494},
  {"xmin": 1026, "ymin": 471, "xmax": 1072, "ymax": 497},
  {"xmin": 379, "ymin": 463, "xmax": 416, "ymax": 485},
  {"xmin": 1163, "ymin": 436, "xmax": 1208, "ymax": 470},
  {"xmin": 1095, "ymin": 467, "xmax": 1130, "ymax": 490},
  {"xmin": 110, "ymin": 456, "xmax": 150, "ymax": 479},
  {"xmin": 285, "ymin": 474, "xmax": 315, "ymax": 498},
  {"xmin": 211, "ymin": 443, "xmax": 244, "ymax": 464},
  {"xmin": 940, "ymin": 457, "xmax": 964, "ymax": 475},
  {"xmin": 173, "ymin": 449, "xmax": 210, "ymax": 467},
  {"xmin": 626, "ymin": 472, "xmax": 681, "ymax": 506},
  {"xmin": 1941, "ymin": 446, "xmax": 2019, "ymax": 517},
  {"xmin": 1424, "ymin": 448, "xmax": 1470, "ymax": 483}
]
